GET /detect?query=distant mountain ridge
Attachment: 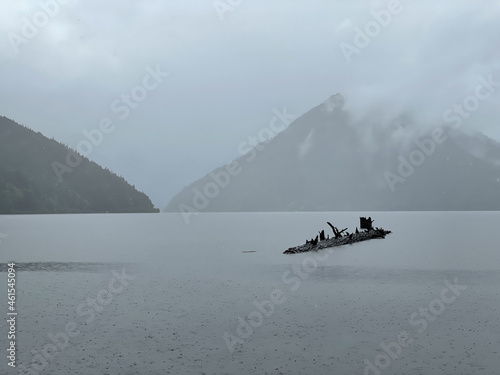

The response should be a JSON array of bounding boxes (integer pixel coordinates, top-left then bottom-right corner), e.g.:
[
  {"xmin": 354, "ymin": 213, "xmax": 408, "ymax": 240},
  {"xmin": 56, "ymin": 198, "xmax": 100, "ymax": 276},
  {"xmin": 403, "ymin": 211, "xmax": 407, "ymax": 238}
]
[
  {"xmin": 165, "ymin": 94, "xmax": 500, "ymax": 215},
  {"xmin": 0, "ymin": 116, "xmax": 159, "ymax": 214}
]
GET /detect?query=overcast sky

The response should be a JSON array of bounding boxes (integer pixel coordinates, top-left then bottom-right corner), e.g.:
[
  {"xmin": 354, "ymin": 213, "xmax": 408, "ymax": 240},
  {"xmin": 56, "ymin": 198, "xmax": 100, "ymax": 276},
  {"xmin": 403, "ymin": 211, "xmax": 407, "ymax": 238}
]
[{"xmin": 1, "ymin": 0, "xmax": 499, "ymax": 208}]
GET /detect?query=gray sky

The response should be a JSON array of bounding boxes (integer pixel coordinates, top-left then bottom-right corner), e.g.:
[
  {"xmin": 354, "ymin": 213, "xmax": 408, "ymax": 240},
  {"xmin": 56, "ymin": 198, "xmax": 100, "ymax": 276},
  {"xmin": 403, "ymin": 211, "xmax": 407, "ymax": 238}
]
[{"xmin": 1, "ymin": 0, "xmax": 499, "ymax": 208}]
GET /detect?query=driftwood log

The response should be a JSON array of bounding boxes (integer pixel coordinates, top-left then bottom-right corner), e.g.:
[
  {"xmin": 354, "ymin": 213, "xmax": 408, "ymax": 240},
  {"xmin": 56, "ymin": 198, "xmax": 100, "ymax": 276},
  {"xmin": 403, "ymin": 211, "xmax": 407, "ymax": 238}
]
[
  {"xmin": 327, "ymin": 222, "xmax": 347, "ymax": 239},
  {"xmin": 284, "ymin": 220, "xmax": 391, "ymax": 255}
]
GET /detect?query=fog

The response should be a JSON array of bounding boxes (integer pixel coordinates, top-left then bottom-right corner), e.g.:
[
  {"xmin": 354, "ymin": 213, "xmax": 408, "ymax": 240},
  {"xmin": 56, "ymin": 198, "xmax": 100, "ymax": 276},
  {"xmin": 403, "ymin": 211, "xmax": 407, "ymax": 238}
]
[{"xmin": 1, "ymin": 0, "xmax": 499, "ymax": 207}]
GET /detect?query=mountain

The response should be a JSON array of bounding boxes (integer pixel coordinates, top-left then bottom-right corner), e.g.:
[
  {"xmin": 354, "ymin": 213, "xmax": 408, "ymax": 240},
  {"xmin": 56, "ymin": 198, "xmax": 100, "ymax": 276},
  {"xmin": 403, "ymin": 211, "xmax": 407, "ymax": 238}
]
[
  {"xmin": 0, "ymin": 116, "xmax": 159, "ymax": 214},
  {"xmin": 165, "ymin": 94, "xmax": 500, "ymax": 217}
]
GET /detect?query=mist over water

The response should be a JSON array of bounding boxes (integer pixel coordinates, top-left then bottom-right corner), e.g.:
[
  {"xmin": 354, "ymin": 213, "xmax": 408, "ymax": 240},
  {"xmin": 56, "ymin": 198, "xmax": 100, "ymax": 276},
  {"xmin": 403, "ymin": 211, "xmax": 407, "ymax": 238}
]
[
  {"xmin": 1, "ymin": 212, "xmax": 499, "ymax": 374},
  {"xmin": 2, "ymin": 211, "xmax": 500, "ymax": 271},
  {"xmin": 2, "ymin": 1, "xmax": 500, "ymax": 374}
]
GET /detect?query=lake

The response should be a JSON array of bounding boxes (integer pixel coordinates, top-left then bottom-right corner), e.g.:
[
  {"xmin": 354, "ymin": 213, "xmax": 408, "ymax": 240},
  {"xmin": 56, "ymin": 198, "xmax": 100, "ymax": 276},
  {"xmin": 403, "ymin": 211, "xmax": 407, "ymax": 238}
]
[{"xmin": 0, "ymin": 212, "xmax": 499, "ymax": 375}]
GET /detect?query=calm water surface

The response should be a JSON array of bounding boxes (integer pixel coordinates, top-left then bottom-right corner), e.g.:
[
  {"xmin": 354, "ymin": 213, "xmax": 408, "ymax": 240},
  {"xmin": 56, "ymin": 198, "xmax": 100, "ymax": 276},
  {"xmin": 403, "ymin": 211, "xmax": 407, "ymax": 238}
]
[{"xmin": 0, "ymin": 212, "xmax": 499, "ymax": 374}]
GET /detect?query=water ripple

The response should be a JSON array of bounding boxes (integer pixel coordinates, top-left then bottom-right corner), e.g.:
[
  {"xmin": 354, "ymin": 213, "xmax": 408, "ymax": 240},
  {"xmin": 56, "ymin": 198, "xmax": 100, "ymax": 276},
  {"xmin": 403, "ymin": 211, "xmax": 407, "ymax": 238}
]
[{"xmin": 0, "ymin": 262, "xmax": 133, "ymax": 273}]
